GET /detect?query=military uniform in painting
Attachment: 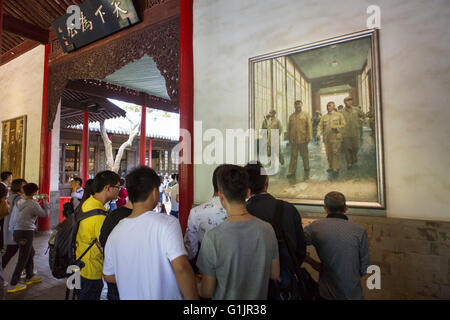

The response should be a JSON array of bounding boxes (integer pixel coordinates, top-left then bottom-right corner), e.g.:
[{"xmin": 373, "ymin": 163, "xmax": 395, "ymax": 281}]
[
  {"xmin": 287, "ymin": 101, "xmax": 312, "ymax": 180},
  {"xmin": 317, "ymin": 108, "xmax": 346, "ymax": 178},
  {"xmin": 341, "ymin": 98, "xmax": 363, "ymax": 169},
  {"xmin": 267, "ymin": 112, "xmax": 284, "ymax": 165}
]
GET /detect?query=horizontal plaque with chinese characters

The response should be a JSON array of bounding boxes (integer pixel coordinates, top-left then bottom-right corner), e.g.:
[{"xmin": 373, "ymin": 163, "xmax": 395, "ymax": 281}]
[{"xmin": 51, "ymin": 0, "xmax": 140, "ymax": 53}]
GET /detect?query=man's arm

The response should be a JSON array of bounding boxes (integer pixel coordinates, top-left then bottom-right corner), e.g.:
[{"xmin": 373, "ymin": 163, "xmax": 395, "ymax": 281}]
[
  {"xmin": 171, "ymin": 255, "xmax": 199, "ymax": 300},
  {"xmin": 270, "ymin": 258, "xmax": 280, "ymax": 280},
  {"xmin": 359, "ymin": 231, "xmax": 370, "ymax": 277},
  {"xmin": 184, "ymin": 210, "xmax": 199, "ymax": 260},
  {"xmin": 198, "ymin": 274, "xmax": 217, "ymax": 299},
  {"xmin": 103, "ymin": 274, "xmax": 116, "ymax": 284}
]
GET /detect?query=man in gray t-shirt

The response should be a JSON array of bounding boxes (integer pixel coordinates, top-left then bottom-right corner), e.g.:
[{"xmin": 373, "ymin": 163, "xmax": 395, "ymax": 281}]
[{"xmin": 196, "ymin": 165, "xmax": 280, "ymax": 300}]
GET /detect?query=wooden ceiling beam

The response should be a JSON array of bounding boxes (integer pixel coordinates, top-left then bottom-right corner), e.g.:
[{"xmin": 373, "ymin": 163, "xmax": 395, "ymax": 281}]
[
  {"xmin": 12, "ymin": 0, "xmax": 49, "ymax": 29},
  {"xmin": 2, "ymin": 14, "xmax": 49, "ymax": 44}
]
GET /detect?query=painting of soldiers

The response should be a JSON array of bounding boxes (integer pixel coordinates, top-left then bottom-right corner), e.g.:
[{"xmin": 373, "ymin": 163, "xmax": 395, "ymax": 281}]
[
  {"xmin": 287, "ymin": 100, "xmax": 312, "ymax": 181},
  {"xmin": 317, "ymin": 102, "xmax": 346, "ymax": 180},
  {"xmin": 250, "ymin": 31, "xmax": 384, "ymax": 208}
]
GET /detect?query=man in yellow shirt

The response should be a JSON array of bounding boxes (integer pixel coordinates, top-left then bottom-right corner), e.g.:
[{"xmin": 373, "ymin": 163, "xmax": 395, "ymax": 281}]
[{"xmin": 75, "ymin": 170, "xmax": 120, "ymax": 300}]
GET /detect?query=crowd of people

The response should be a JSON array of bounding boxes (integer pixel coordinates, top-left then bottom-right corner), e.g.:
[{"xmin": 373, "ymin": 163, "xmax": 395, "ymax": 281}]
[
  {"xmin": 0, "ymin": 163, "xmax": 370, "ymax": 300},
  {"xmin": 0, "ymin": 172, "xmax": 50, "ymax": 294}
]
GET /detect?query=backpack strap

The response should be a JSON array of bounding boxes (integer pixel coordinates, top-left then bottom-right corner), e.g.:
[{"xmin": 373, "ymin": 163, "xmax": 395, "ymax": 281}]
[{"xmin": 72, "ymin": 208, "xmax": 106, "ymax": 268}]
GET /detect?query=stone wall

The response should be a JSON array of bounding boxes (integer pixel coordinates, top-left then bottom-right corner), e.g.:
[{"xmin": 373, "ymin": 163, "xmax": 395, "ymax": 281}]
[{"xmin": 301, "ymin": 213, "xmax": 450, "ymax": 299}]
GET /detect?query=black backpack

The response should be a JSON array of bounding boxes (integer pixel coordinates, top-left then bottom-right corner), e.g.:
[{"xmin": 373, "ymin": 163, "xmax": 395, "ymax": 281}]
[
  {"xmin": 269, "ymin": 200, "xmax": 320, "ymax": 300},
  {"xmin": 48, "ymin": 207, "xmax": 106, "ymax": 279}
]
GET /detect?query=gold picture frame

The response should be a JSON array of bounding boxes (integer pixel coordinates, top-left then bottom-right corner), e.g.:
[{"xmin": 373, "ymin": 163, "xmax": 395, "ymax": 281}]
[{"xmin": 1, "ymin": 115, "xmax": 27, "ymax": 179}]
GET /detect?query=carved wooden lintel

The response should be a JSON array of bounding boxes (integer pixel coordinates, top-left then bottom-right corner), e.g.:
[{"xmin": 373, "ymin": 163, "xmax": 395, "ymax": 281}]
[{"xmin": 48, "ymin": 15, "xmax": 179, "ymax": 131}]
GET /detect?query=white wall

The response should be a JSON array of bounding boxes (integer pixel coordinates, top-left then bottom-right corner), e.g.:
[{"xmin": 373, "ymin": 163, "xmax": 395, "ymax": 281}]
[
  {"xmin": 193, "ymin": 0, "xmax": 450, "ymax": 221},
  {"xmin": 0, "ymin": 45, "xmax": 45, "ymax": 184}
]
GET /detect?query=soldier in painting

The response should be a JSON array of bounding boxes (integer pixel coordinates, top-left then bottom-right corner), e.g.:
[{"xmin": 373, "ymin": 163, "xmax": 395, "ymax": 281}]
[
  {"xmin": 287, "ymin": 100, "xmax": 312, "ymax": 181},
  {"xmin": 317, "ymin": 102, "xmax": 346, "ymax": 180},
  {"xmin": 341, "ymin": 97, "xmax": 364, "ymax": 169},
  {"xmin": 267, "ymin": 109, "xmax": 285, "ymax": 165}
]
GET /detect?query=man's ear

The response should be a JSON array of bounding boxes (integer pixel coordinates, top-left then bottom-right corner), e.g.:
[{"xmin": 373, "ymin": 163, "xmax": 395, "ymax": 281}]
[
  {"xmin": 264, "ymin": 176, "xmax": 269, "ymax": 191},
  {"xmin": 324, "ymin": 205, "xmax": 330, "ymax": 214},
  {"xmin": 246, "ymin": 188, "xmax": 251, "ymax": 199},
  {"xmin": 343, "ymin": 205, "xmax": 349, "ymax": 214}
]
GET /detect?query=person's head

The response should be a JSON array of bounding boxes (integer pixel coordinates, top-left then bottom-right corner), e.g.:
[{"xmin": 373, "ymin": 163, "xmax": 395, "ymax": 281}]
[
  {"xmin": 171, "ymin": 173, "xmax": 178, "ymax": 182},
  {"xmin": 126, "ymin": 166, "xmax": 161, "ymax": 209},
  {"xmin": 315, "ymin": 111, "xmax": 320, "ymax": 116},
  {"xmin": 11, "ymin": 179, "xmax": 27, "ymax": 195},
  {"xmin": 91, "ymin": 170, "xmax": 121, "ymax": 203},
  {"xmin": 294, "ymin": 100, "xmax": 303, "ymax": 112},
  {"xmin": 244, "ymin": 162, "xmax": 268, "ymax": 195},
  {"xmin": 119, "ymin": 178, "xmax": 125, "ymax": 187},
  {"xmin": 269, "ymin": 109, "xmax": 276, "ymax": 118},
  {"xmin": 80, "ymin": 179, "xmax": 94, "ymax": 205},
  {"xmin": 265, "ymin": 114, "xmax": 271, "ymax": 120},
  {"xmin": 324, "ymin": 191, "xmax": 348, "ymax": 215},
  {"xmin": 337, "ymin": 105, "xmax": 344, "ymax": 111},
  {"xmin": 70, "ymin": 177, "xmax": 83, "ymax": 190},
  {"xmin": 212, "ymin": 164, "xmax": 228, "ymax": 194},
  {"xmin": 23, "ymin": 183, "xmax": 39, "ymax": 197},
  {"xmin": 1, "ymin": 171, "xmax": 13, "ymax": 185},
  {"xmin": 0, "ymin": 183, "xmax": 8, "ymax": 200},
  {"xmin": 326, "ymin": 101, "xmax": 335, "ymax": 113},
  {"xmin": 216, "ymin": 165, "xmax": 250, "ymax": 207},
  {"xmin": 344, "ymin": 97, "xmax": 353, "ymax": 107}
]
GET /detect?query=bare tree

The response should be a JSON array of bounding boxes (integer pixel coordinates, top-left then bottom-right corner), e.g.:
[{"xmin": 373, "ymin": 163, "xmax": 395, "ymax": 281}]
[{"xmin": 100, "ymin": 112, "xmax": 140, "ymax": 173}]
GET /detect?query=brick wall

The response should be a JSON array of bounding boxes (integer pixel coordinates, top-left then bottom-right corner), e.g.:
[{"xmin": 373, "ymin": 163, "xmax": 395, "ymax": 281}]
[{"xmin": 300, "ymin": 213, "xmax": 450, "ymax": 299}]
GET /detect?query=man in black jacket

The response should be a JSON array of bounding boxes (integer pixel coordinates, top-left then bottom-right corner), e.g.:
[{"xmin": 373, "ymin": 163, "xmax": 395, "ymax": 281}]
[{"xmin": 244, "ymin": 162, "xmax": 307, "ymax": 299}]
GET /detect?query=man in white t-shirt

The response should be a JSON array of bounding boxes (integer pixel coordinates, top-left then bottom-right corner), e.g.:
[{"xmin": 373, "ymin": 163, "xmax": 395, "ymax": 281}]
[{"xmin": 103, "ymin": 167, "xmax": 199, "ymax": 300}]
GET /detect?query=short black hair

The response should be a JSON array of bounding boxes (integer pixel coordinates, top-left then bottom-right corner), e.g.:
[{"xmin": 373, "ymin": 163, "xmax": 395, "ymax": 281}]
[
  {"xmin": 23, "ymin": 183, "xmax": 39, "ymax": 196},
  {"xmin": 119, "ymin": 178, "xmax": 125, "ymax": 186},
  {"xmin": 171, "ymin": 173, "xmax": 178, "ymax": 181},
  {"xmin": 126, "ymin": 166, "xmax": 161, "ymax": 203},
  {"xmin": 217, "ymin": 165, "xmax": 249, "ymax": 204},
  {"xmin": 1, "ymin": 171, "xmax": 12, "ymax": 181},
  {"xmin": 244, "ymin": 161, "xmax": 267, "ymax": 195},
  {"xmin": 212, "ymin": 164, "xmax": 228, "ymax": 193},
  {"xmin": 324, "ymin": 191, "xmax": 346, "ymax": 214},
  {"xmin": 11, "ymin": 179, "xmax": 27, "ymax": 193},
  {"xmin": 72, "ymin": 177, "xmax": 83, "ymax": 186},
  {"xmin": 91, "ymin": 171, "xmax": 121, "ymax": 194}
]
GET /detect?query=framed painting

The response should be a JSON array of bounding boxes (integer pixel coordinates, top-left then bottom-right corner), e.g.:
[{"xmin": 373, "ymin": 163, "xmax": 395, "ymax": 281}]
[
  {"xmin": 1, "ymin": 115, "xmax": 27, "ymax": 179},
  {"xmin": 249, "ymin": 29, "xmax": 385, "ymax": 209}
]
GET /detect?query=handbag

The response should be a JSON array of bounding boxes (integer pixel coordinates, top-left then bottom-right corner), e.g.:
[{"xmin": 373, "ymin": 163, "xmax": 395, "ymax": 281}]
[{"xmin": 270, "ymin": 200, "xmax": 320, "ymax": 300}]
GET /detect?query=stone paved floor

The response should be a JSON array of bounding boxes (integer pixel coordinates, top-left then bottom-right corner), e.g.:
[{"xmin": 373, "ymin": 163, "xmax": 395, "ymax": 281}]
[{"xmin": 1, "ymin": 231, "xmax": 73, "ymax": 300}]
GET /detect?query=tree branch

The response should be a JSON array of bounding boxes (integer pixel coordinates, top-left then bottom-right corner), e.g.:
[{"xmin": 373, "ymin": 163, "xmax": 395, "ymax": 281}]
[{"xmin": 100, "ymin": 120, "xmax": 114, "ymax": 171}]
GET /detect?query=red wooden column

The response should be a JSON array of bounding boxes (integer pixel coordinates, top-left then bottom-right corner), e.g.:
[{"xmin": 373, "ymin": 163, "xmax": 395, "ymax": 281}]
[
  {"xmin": 81, "ymin": 111, "xmax": 89, "ymax": 183},
  {"xmin": 148, "ymin": 139, "xmax": 152, "ymax": 168},
  {"xmin": 140, "ymin": 106, "xmax": 147, "ymax": 166},
  {"xmin": 38, "ymin": 44, "xmax": 51, "ymax": 231},
  {"xmin": 0, "ymin": 0, "xmax": 3, "ymax": 52},
  {"xmin": 179, "ymin": 0, "xmax": 194, "ymax": 233}
]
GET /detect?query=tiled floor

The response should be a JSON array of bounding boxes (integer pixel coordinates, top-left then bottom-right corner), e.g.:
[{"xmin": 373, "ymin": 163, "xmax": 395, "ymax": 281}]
[{"xmin": 1, "ymin": 231, "xmax": 73, "ymax": 300}]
